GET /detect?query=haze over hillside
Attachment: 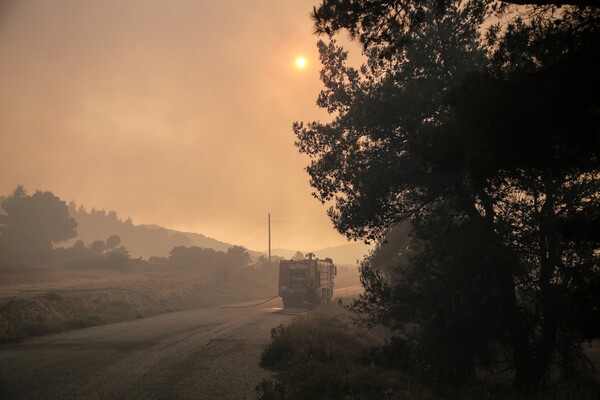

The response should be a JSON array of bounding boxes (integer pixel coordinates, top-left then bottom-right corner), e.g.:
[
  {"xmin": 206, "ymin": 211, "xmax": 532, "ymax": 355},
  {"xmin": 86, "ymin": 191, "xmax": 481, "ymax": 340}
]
[
  {"xmin": 66, "ymin": 202, "xmax": 368, "ymax": 262},
  {"xmin": 68, "ymin": 204, "xmax": 231, "ymax": 259}
]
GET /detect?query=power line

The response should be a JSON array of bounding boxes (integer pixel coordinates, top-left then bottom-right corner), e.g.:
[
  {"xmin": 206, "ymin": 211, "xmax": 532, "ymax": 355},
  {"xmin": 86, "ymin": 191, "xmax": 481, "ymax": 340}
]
[{"xmin": 227, "ymin": 218, "xmax": 268, "ymax": 245}]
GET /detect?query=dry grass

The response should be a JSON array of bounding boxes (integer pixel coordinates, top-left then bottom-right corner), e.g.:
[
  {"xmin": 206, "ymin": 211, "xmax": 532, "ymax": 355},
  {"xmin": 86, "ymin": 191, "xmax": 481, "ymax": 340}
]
[
  {"xmin": 0, "ymin": 263, "xmax": 277, "ymax": 342},
  {"xmin": 0, "ymin": 265, "xmax": 57, "ymax": 286}
]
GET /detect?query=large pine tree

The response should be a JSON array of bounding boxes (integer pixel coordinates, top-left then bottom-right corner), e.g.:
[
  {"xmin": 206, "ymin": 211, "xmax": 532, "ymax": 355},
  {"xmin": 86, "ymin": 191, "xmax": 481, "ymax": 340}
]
[{"xmin": 296, "ymin": 0, "xmax": 600, "ymax": 388}]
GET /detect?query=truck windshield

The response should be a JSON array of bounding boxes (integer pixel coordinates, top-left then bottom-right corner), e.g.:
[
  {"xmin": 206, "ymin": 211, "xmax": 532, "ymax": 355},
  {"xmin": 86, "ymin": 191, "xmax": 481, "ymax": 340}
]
[
  {"xmin": 289, "ymin": 269, "xmax": 308, "ymax": 288},
  {"xmin": 290, "ymin": 270, "xmax": 307, "ymax": 278}
]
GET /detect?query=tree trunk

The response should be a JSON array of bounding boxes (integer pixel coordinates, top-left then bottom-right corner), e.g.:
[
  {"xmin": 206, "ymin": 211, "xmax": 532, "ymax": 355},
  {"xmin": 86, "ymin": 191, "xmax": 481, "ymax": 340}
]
[
  {"xmin": 529, "ymin": 184, "xmax": 560, "ymax": 387},
  {"xmin": 461, "ymin": 185, "xmax": 542, "ymax": 389}
]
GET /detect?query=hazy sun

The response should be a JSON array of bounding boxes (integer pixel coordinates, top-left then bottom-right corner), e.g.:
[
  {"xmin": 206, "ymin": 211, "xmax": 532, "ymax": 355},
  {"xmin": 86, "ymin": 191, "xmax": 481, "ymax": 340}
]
[{"xmin": 295, "ymin": 57, "xmax": 307, "ymax": 69}]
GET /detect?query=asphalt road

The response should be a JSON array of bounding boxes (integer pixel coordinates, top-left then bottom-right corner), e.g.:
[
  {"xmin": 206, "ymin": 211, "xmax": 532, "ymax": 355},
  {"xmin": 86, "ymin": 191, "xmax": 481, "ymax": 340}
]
[{"xmin": 0, "ymin": 286, "xmax": 362, "ymax": 400}]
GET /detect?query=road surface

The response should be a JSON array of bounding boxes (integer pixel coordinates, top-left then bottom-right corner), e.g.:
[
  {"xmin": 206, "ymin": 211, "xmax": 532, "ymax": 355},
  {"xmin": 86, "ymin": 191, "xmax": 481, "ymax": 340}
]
[{"xmin": 0, "ymin": 286, "xmax": 362, "ymax": 400}]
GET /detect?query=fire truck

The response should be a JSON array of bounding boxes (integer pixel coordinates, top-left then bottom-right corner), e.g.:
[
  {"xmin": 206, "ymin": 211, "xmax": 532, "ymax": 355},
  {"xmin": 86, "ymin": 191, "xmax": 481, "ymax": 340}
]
[{"xmin": 278, "ymin": 253, "xmax": 336, "ymax": 309}]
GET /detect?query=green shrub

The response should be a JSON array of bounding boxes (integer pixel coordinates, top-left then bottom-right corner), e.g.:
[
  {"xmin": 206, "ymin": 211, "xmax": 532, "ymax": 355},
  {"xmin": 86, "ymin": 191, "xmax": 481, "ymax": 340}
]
[
  {"xmin": 261, "ymin": 325, "xmax": 296, "ymax": 369},
  {"xmin": 261, "ymin": 305, "xmax": 369, "ymax": 370},
  {"xmin": 258, "ymin": 303, "xmax": 425, "ymax": 400}
]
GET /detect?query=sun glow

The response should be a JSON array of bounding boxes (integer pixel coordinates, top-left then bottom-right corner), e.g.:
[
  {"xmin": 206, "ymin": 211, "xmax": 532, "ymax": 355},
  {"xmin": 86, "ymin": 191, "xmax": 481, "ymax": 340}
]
[{"xmin": 295, "ymin": 56, "xmax": 307, "ymax": 69}]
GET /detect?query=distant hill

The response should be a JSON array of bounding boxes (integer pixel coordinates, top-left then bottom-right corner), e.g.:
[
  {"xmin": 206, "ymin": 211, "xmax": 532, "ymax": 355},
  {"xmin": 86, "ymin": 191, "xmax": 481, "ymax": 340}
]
[
  {"xmin": 4, "ymin": 196, "xmax": 368, "ymax": 263},
  {"xmin": 272, "ymin": 242, "xmax": 372, "ymax": 266},
  {"xmin": 68, "ymin": 204, "xmax": 232, "ymax": 259}
]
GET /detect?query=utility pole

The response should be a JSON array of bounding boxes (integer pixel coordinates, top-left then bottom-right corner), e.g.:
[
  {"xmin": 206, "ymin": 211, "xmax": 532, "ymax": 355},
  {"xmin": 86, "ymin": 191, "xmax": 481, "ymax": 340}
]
[{"xmin": 268, "ymin": 213, "xmax": 271, "ymax": 263}]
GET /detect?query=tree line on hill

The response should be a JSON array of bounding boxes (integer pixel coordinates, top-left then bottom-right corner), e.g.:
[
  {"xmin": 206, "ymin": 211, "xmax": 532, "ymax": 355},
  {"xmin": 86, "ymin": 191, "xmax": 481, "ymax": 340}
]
[
  {"xmin": 0, "ymin": 186, "xmax": 265, "ymax": 275},
  {"xmin": 67, "ymin": 203, "xmax": 231, "ymax": 258}
]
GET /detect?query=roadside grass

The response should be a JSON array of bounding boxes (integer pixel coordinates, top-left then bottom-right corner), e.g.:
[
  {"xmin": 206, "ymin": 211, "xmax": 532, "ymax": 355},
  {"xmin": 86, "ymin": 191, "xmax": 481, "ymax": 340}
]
[
  {"xmin": 0, "ymin": 265, "xmax": 56, "ymax": 285},
  {"xmin": 257, "ymin": 301, "xmax": 600, "ymax": 400},
  {"xmin": 258, "ymin": 301, "xmax": 433, "ymax": 400},
  {"xmin": 0, "ymin": 287, "xmax": 173, "ymax": 342},
  {"xmin": 0, "ymin": 263, "xmax": 278, "ymax": 343}
]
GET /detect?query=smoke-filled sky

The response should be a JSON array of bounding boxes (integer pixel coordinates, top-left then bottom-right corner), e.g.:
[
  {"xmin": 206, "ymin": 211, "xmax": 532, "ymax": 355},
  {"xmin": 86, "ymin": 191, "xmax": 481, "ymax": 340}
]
[{"xmin": 0, "ymin": 0, "xmax": 368, "ymax": 251}]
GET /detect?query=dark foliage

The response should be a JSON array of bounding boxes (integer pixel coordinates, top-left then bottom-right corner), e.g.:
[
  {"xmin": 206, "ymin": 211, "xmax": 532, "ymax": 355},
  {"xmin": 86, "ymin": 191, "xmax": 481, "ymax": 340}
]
[
  {"xmin": 52, "ymin": 235, "xmax": 131, "ymax": 268},
  {"xmin": 0, "ymin": 186, "xmax": 77, "ymax": 265},
  {"xmin": 298, "ymin": 0, "xmax": 600, "ymax": 390},
  {"xmin": 258, "ymin": 308, "xmax": 410, "ymax": 400}
]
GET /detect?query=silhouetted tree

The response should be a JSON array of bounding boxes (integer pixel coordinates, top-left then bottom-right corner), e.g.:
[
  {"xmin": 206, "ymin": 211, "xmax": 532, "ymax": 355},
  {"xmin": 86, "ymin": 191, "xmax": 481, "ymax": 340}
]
[
  {"xmin": 226, "ymin": 245, "xmax": 251, "ymax": 267},
  {"xmin": 312, "ymin": 0, "xmax": 599, "ymax": 49},
  {"xmin": 169, "ymin": 246, "xmax": 221, "ymax": 270},
  {"xmin": 106, "ymin": 234, "xmax": 121, "ymax": 249},
  {"xmin": 164, "ymin": 245, "xmax": 255, "ymax": 284},
  {"xmin": 298, "ymin": 0, "xmax": 600, "ymax": 389},
  {"xmin": 52, "ymin": 234, "xmax": 131, "ymax": 268},
  {"xmin": 89, "ymin": 240, "xmax": 106, "ymax": 255},
  {"xmin": 0, "ymin": 186, "xmax": 77, "ymax": 265}
]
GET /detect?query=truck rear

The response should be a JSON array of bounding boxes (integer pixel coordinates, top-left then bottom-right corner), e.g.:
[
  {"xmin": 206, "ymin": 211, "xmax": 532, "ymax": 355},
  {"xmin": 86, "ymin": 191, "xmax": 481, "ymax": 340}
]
[{"xmin": 278, "ymin": 254, "xmax": 336, "ymax": 309}]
